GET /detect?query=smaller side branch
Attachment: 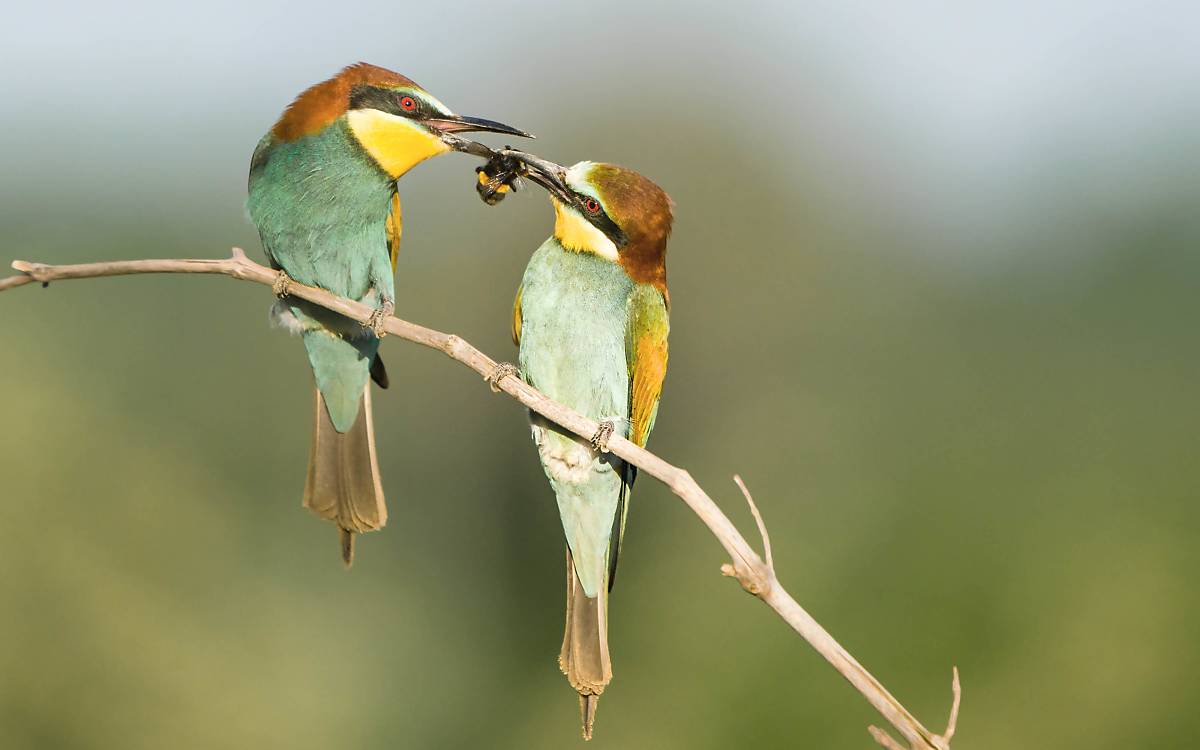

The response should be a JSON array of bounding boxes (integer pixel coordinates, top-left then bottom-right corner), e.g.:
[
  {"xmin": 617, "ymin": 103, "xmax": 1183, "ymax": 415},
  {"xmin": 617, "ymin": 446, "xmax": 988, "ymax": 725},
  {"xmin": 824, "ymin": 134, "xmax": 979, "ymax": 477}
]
[
  {"xmin": 0, "ymin": 274, "xmax": 34, "ymax": 292},
  {"xmin": 734, "ymin": 474, "xmax": 772, "ymax": 570},
  {"xmin": 720, "ymin": 474, "xmax": 773, "ymax": 595},
  {"xmin": 870, "ymin": 667, "xmax": 960, "ymax": 750}
]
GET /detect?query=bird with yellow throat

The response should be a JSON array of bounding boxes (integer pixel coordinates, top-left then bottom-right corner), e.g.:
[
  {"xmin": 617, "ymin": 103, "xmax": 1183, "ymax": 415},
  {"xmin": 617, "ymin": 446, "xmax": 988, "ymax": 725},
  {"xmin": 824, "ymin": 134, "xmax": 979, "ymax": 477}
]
[
  {"xmin": 247, "ymin": 64, "xmax": 529, "ymax": 565},
  {"xmin": 483, "ymin": 150, "xmax": 673, "ymax": 739}
]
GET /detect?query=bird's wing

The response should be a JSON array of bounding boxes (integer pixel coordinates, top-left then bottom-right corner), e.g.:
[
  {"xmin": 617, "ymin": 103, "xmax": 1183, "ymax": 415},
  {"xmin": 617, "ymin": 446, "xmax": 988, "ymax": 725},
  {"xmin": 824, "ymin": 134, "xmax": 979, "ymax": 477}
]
[
  {"xmin": 608, "ymin": 283, "xmax": 669, "ymax": 589},
  {"xmin": 386, "ymin": 192, "xmax": 403, "ymax": 272},
  {"xmin": 626, "ymin": 284, "xmax": 670, "ymax": 448},
  {"xmin": 367, "ymin": 193, "xmax": 403, "ymax": 389},
  {"xmin": 511, "ymin": 284, "xmax": 524, "ymax": 347}
]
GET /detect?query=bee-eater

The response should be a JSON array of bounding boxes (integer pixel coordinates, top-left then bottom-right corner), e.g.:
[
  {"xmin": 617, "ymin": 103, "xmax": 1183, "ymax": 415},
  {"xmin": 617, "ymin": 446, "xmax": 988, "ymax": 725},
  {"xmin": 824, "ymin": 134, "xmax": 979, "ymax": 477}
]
[
  {"xmin": 497, "ymin": 152, "xmax": 673, "ymax": 739},
  {"xmin": 247, "ymin": 63, "xmax": 528, "ymax": 565}
]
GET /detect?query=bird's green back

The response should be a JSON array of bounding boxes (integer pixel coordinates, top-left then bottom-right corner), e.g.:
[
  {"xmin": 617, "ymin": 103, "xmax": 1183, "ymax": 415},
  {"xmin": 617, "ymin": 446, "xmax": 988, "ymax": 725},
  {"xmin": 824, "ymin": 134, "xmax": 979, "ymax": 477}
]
[
  {"xmin": 247, "ymin": 121, "xmax": 396, "ymax": 431},
  {"xmin": 247, "ymin": 121, "xmax": 396, "ymax": 302}
]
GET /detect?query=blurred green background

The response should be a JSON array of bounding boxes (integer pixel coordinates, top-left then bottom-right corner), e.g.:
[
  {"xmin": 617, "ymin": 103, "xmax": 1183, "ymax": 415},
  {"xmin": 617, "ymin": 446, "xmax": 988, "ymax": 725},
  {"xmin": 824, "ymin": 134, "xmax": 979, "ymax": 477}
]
[{"xmin": 2, "ymin": 2, "xmax": 1197, "ymax": 748}]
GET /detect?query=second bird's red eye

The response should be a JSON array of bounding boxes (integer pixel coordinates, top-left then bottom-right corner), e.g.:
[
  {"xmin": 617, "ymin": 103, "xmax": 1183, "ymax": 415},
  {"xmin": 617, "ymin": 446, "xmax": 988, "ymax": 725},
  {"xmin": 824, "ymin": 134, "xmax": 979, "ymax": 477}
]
[
  {"xmin": 400, "ymin": 96, "xmax": 417, "ymax": 111},
  {"xmin": 584, "ymin": 198, "xmax": 601, "ymax": 214}
]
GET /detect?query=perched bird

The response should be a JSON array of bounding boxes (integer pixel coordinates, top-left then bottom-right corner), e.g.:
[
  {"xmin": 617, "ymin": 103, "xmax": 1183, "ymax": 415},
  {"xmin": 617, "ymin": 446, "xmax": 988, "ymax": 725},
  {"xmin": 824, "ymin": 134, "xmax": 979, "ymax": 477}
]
[
  {"xmin": 495, "ymin": 151, "xmax": 673, "ymax": 739},
  {"xmin": 247, "ymin": 63, "xmax": 528, "ymax": 565}
]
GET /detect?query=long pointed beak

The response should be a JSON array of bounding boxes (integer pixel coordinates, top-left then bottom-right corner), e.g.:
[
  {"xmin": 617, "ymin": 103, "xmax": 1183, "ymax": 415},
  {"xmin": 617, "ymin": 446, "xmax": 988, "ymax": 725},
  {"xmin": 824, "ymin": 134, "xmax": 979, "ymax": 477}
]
[
  {"xmin": 428, "ymin": 115, "xmax": 533, "ymax": 158},
  {"xmin": 428, "ymin": 115, "xmax": 532, "ymax": 137},
  {"xmin": 501, "ymin": 150, "xmax": 573, "ymax": 204}
]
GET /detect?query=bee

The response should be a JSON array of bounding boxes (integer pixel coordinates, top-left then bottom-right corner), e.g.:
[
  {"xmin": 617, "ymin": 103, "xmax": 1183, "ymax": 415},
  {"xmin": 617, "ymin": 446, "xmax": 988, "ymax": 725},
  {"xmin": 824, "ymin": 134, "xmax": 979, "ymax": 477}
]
[{"xmin": 475, "ymin": 150, "xmax": 525, "ymax": 205}]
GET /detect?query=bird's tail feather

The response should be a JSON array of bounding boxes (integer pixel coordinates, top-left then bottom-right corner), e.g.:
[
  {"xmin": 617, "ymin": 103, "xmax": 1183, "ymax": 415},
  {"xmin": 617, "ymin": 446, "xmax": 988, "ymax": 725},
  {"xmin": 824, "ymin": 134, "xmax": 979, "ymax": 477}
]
[
  {"xmin": 559, "ymin": 547, "xmax": 612, "ymax": 740},
  {"xmin": 302, "ymin": 385, "xmax": 387, "ymax": 567}
]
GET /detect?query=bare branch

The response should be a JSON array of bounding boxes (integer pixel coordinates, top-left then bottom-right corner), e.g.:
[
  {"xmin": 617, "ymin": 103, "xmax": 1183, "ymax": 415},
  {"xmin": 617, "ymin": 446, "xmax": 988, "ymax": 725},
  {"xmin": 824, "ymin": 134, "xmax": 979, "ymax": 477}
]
[
  {"xmin": 0, "ymin": 273, "xmax": 35, "ymax": 292},
  {"xmin": 939, "ymin": 667, "xmax": 962, "ymax": 748},
  {"xmin": 733, "ymin": 474, "xmax": 772, "ymax": 570},
  {"xmin": 1, "ymin": 250, "xmax": 960, "ymax": 748},
  {"xmin": 869, "ymin": 667, "xmax": 961, "ymax": 750},
  {"xmin": 870, "ymin": 726, "xmax": 911, "ymax": 750}
]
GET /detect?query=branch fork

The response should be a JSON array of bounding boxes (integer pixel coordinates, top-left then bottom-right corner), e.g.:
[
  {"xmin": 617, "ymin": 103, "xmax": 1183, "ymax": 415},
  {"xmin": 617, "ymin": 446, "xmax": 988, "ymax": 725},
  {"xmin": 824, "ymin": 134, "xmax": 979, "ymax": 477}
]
[
  {"xmin": 719, "ymin": 475, "xmax": 774, "ymax": 596},
  {"xmin": 870, "ymin": 667, "xmax": 960, "ymax": 750},
  {"xmin": 2, "ymin": 249, "xmax": 960, "ymax": 748}
]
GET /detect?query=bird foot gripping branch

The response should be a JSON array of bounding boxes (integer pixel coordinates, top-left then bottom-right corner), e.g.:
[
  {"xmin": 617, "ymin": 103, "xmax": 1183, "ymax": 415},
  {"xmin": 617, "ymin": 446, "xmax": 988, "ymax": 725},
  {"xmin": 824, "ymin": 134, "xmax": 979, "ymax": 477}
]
[
  {"xmin": 589, "ymin": 421, "xmax": 615, "ymax": 453},
  {"xmin": 272, "ymin": 269, "xmax": 292, "ymax": 298},
  {"xmin": 486, "ymin": 361, "xmax": 519, "ymax": 392},
  {"xmin": 365, "ymin": 300, "xmax": 395, "ymax": 338}
]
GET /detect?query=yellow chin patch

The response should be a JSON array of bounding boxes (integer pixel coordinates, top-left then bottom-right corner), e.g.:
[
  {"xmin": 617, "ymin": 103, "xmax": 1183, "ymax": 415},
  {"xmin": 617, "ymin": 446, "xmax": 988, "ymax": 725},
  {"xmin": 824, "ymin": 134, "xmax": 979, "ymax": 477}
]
[
  {"xmin": 553, "ymin": 199, "xmax": 619, "ymax": 261},
  {"xmin": 347, "ymin": 109, "xmax": 450, "ymax": 178}
]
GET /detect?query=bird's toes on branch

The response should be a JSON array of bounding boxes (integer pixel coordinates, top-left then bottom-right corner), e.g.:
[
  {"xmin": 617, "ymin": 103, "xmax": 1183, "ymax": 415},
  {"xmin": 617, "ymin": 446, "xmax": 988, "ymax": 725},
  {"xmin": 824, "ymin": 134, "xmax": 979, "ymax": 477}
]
[
  {"xmin": 590, "ymin": 420, "xmax": 615, "ymax": 453},
  {"xmin": 272, "ymin": 270, "xmax": 293, "ymax": 298},
  {"xmin": 366, "ymin": 301, "xmax": 395, "ymax": 338},
  {"xmin": 486, "ymin": 361, "xmax": 519, "ymax": 393}
]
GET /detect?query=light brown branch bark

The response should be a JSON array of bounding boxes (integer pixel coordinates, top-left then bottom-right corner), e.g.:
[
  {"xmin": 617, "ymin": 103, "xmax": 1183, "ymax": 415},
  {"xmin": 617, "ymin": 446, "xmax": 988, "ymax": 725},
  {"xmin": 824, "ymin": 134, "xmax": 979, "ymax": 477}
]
[{"xmin": 2, "ymin": 250, "xmax": 960, "ymax": 749}]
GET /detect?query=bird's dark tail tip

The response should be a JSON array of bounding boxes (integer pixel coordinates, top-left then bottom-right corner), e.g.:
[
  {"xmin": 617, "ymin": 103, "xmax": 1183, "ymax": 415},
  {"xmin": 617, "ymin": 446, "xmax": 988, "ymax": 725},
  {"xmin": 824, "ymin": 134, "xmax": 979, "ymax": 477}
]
[
  {"xmin": 579, "ymin": 694, "xmax": 598, "ymax": 741},
  {"xmin": 340, "ymin": 528, "xmax": 355, "ymax": 569}
]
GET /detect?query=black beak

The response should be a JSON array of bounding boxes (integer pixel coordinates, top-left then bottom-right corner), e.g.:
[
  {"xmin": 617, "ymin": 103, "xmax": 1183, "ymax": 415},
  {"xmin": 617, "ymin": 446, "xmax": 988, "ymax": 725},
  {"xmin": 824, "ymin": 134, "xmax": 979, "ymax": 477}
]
[
  {"xmin": 500, "ymin": 150, "xmax": 573, "ymax": 204},
  {"xmin": 429, "ymin": 115, "xmax": 531, "ymax": 137},
  {"xmin": 428, "ymin": 115, "xmax": 533, "ymax": 158}
]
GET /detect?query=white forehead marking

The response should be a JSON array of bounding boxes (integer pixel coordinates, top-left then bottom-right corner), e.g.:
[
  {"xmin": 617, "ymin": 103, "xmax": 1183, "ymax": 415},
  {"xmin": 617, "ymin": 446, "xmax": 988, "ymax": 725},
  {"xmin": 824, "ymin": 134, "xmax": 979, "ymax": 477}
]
[{"xmin": 565, "ymin": 161, "xmax": 606, "ymax": 200}]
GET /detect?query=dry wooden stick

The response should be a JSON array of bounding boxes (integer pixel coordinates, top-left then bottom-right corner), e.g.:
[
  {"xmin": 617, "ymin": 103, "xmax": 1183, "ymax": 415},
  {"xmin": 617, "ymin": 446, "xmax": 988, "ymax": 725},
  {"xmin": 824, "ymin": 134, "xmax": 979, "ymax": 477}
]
[{"xmin": 2, "ymin": 249, "xmax": 960, "ymax": 749}]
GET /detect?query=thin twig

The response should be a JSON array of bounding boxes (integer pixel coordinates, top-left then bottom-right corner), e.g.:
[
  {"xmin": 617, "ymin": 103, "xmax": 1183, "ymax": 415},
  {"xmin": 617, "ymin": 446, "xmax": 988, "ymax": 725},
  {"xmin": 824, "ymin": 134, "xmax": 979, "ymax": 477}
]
[
  {"xmin": 869, "ymin": 667, "xmax": 960, "ymax": 750},
  {"xmin": 1, "ymin": 250, "xmax": 959, "ymax": 749},
  {"xmin": 941, "ymin": 667, "xmax": 962, "ymax": 746},
  {"xmin": 0, "ymin": 274, "xmax": 34, "ymax": 292},
  {"xmin": 733, "ymin": 474, "xmax": 772, "ymax": 570},
  {"xmin": 870, "ymin": 726, "xmax": 911, "ymax": 750}
]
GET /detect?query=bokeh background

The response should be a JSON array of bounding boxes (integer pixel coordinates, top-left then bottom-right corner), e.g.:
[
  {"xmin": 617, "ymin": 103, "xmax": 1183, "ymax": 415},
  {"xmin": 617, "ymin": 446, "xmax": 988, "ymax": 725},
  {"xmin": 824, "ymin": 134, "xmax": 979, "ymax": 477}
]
[{"xmin": 2, "ymin": 2, "xmax": 1197, "ymax": 748}]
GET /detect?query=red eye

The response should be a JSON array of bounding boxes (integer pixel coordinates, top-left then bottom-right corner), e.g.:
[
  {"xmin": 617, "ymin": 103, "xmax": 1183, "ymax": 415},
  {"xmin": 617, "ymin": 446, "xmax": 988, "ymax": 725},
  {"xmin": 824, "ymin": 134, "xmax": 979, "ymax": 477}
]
[
  {"xmin": 584, "ymin": 198, "xmax": 601, "ymax": 214},
  {"xmin": 400, "ymin": 96, "xmax": 417, "ymax": 111}
]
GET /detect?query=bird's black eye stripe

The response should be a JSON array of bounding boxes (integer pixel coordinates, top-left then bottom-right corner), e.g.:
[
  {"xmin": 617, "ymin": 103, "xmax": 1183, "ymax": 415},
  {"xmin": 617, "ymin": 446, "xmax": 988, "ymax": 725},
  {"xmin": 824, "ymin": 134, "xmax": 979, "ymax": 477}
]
[
  {"xmin": 574, "ymin": 192, "xmax": 628, "ymax": 247},
  {"xmin": 349, "ymin": 85, "xmax": 424, "ymax": 118}
]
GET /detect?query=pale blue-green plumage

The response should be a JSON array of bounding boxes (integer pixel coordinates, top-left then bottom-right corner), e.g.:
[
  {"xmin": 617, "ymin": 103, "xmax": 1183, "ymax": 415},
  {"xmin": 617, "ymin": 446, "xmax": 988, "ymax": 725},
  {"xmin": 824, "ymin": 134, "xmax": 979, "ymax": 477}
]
[{"xmin": 518, "ymin": 238, "xmax": 635, "ymax": 598}]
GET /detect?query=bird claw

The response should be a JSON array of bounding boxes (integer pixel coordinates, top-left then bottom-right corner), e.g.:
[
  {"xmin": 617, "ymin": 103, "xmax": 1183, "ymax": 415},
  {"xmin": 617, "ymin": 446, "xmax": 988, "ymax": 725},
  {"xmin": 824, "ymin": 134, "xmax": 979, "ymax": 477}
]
[
  {"xmin": 590, "ymin": 420, "xmax": 615, "ymax": 453},
  {"xmin": 365, "ymin": 301, "xmax": 394, "ymax": 338},
  {"xmin": 487, "ymin": 361, "xmax": 519, "ymax": 392},
  {"xmin": 272, "ymin": 270, "xmax": 293, "ymax": 298}
]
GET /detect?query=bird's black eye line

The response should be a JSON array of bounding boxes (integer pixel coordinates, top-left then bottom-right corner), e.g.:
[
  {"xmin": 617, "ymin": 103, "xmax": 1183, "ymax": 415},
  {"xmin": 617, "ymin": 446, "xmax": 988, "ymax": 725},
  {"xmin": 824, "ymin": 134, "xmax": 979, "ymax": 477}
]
[
  {"xmin": 572, "ymin": 192, "xmax": 628, "ymax": 247},
  {"xmin": 348, "ymin": 85, "xmax": 425, "ymax": 118}
]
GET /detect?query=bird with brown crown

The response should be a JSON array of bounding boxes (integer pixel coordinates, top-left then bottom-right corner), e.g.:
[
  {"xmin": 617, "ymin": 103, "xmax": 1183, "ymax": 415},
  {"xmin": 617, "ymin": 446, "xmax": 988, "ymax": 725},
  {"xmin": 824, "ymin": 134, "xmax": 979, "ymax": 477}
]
[
  {"xmin": 482, "ymin": 150, "xmax": 673, "ymax": 739},
  {"xmin": 247, "ymin": 63, "xmax": 529, "ymax": 566}
]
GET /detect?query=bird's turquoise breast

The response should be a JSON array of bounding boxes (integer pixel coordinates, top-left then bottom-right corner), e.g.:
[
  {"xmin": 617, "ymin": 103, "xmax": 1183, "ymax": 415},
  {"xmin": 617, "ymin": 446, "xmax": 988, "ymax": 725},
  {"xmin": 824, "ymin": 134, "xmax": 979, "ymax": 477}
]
[
  {"xmin": 247, "ymin": 120, "xmax": 394, "ymax": 302},
  {"xmin": 518, "ymin": 239, "xmax": 633, "ymax": 421},
  {"xmin": 518, "ymin": 239, "xmax": 634, "ymax": 597},
  {"xmin": 247, "ymin": 119, "xmax": 395, "ymax": 432}
]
